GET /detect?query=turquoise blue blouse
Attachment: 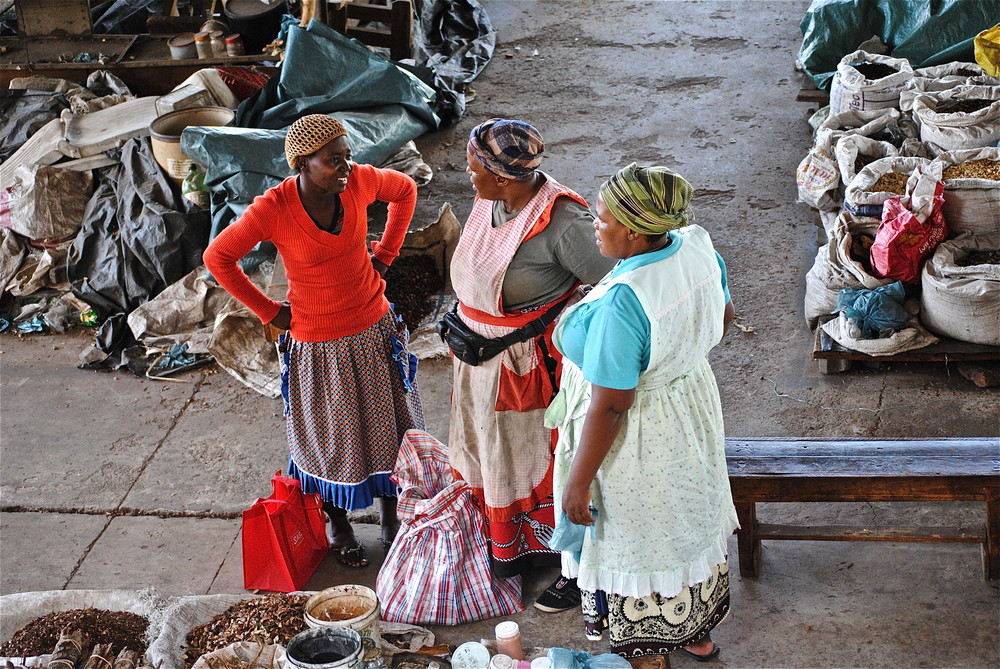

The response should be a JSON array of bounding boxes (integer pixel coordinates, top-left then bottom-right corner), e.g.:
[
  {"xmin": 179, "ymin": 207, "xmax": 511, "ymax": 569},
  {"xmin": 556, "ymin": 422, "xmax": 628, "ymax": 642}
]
[{"xmin": 558, "ymin": 232, "xmax": 730, "ymax": 390}]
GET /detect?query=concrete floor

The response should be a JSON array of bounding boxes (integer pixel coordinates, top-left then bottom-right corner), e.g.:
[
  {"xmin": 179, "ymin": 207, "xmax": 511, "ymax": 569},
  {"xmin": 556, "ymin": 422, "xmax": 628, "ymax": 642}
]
[{"xmin": 1, "ymin": 1, "xmax": 998, "ymax": 667}]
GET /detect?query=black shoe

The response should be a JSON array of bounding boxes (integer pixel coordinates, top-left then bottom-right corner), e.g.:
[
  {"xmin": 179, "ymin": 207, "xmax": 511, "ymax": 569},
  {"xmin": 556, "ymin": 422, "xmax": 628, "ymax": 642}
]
[{"xmin": 533, "ymin": 576, "xmax": 581, "ymax": 613}]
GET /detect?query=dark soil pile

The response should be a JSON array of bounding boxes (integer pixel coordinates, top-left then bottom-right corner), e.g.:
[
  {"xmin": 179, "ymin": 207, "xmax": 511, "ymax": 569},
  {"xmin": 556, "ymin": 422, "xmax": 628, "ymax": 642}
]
[
  {"xmin": 384, "ymin": 254, "xmax": 445, "ymax": 331},
  {"xmin": 936, "ymin": 98, "xmax": 994, "ymax": 114},
  {"xmin": 184, "ymin": 594, "xmax": 309, "ymax": 667},
  {"xmin": 956, "ymin": 249, "xmax": 1000, "ymax": 267},
  {"xmin": 0, "ymin": 608, "xmax": 149, "ymax": 656},
  {"xmin": 854, "ymin": 62, "xmax": 897, "ymax": 80}
]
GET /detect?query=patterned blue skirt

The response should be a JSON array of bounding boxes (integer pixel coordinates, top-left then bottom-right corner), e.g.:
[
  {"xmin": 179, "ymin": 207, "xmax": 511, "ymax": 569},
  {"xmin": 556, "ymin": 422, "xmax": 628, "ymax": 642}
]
[{"xmin": 281, "ymin": 310, "xmax": 424, "ymax": 511}]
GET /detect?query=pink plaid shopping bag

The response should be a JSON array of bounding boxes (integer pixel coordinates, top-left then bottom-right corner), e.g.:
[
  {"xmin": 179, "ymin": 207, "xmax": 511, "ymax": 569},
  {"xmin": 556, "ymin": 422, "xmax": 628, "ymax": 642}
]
[{"xmin": 376, "ymin": 430, "xmax": 524, "ymax": 624}]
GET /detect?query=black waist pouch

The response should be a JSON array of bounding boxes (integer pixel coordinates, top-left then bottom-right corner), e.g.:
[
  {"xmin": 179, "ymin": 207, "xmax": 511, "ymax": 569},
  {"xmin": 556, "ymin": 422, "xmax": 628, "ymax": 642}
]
[{"xmin": 435, "ymin": 298, "xmax": 570, "ymax": 367}]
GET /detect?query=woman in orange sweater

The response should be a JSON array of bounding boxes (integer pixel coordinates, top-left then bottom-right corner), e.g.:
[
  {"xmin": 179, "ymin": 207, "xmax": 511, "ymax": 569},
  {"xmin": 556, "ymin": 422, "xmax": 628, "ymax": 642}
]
[{"xmin": 203, "ymin": 114, "xmax": 424, "ymax": 568}]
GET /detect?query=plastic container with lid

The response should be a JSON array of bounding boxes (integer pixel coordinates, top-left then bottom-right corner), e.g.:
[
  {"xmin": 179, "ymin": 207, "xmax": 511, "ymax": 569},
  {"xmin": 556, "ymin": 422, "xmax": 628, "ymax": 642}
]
[
  {"xmin": 167, "ymin": 33, "xmax": 197, "ymax": 60},
  {"xmin": 451, "ymin": 642, "xmax": 491, "ymax": 669},
  {"xmin": 495, "ymin": 621, "xmax": 524, "ymax": 660},
  {"xmin": 193, "ymin": 31, "xmax": 213, "ymax": 59},
  {"xmin": 529, "ymin": 659, "xmax": 552, "ymax": 669},
  {"xmin": 225, "ymin": 34, "xmax": 245, "ymax": 56},
  {"xmin": 487, "ymin": 655, "xmax": 515, "ymax": 669}
]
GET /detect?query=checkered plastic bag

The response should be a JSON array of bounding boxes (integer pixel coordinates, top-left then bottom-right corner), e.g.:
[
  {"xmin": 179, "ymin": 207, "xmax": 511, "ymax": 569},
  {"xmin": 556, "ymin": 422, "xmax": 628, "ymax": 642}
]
[{"xmin": 376, "ymin": 430, "xmax": 523, "ymax": 624}]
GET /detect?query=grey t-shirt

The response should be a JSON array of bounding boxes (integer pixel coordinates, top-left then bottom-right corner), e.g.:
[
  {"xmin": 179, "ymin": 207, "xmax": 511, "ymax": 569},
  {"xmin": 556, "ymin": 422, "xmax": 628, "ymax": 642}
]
[{"xmin": 494, "ymin": 196, "xmax": 616, "ymax": 312}]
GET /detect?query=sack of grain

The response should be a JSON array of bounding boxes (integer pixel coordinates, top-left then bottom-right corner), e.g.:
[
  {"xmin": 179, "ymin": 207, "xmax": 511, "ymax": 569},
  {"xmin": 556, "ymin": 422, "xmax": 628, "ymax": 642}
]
[
  {"xmin": 815, "ymin": 108, "xmax": 914, "ymax": 155},
  {"xmin": 843, "ymin": 155, "xmax": 931, "ymax": 218},
  {"xmin": 920, "ymin": 232, "xmax": 1000, "ymax": 345},
  {"xmin": 912, "ymin": 85, "xmax": 1000, "ymax": 155},
  {"xmin": 934, "ymin": 147, "xmax": 1000, "ymax": 236},
  {"xmin": 804, "ymin": 212, "xmax": 891, "ymax": 329},
  {"xmin": 829, "ymin": 50, "xmax": 914, "ymax": 115},
  {"xmin": 835, "ymin": 135, "xmax": 899, "ymax": 192}
]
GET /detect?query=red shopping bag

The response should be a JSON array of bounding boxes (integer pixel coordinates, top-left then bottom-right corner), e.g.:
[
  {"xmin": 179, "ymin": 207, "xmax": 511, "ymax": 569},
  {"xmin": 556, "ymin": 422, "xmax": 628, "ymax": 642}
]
[
  {"xmin": 871, "ymin": 166, "xmax": 949, "ymax": 283},
  {"xmin": 242, "ymin": 471, "xmax": 329, "ymax": 592},
  {"xmin": 376, "ymin": 430, "xmax": 523, "ymax": 624}
]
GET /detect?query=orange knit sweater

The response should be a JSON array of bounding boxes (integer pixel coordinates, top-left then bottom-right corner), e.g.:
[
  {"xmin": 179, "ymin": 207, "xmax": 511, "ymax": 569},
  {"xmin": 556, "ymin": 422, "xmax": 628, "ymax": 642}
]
[{"xmin": 203, "ymin": 164, "xmax": 417, "ymax": 341}]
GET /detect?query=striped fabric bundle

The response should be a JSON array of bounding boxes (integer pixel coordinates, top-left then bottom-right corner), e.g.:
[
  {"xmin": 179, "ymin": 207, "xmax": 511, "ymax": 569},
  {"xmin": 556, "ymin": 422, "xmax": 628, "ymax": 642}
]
[{"xmin": 376, "ymin": 430, "xmax": 524, "ymax": 625}]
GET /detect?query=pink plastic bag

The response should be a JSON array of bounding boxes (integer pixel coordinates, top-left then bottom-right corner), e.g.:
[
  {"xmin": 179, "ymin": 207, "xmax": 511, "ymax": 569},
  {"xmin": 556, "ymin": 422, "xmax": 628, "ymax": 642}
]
[
  {"xmin": 376, "ymin": 430, "xmax": 523, "ymax": 624},
  {"xmin": 871, "ymin": 166, "xmax": 949, "ymax": 284}
]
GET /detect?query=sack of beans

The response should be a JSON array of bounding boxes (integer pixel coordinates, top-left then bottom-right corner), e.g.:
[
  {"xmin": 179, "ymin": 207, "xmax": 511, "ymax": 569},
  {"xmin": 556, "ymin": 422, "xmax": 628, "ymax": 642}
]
[
  {"xmin": 829, "ymin": 50, "xmax": 914, "ymax": 115},
  {"xmin": 835, "ymin": 135, "xmax": 899, "ymax": 192},
  {"xmin": 920, "ymin": 232, "xmax": 1000, "ymax": 346},
  {"xmin": 844, "ymin": 155, "xmax": 931, "ymax": 218},
  {"xmin": 804, "ymin": 211, "xmax": 891, "ymax": 329},
  {"xmin": 935, "ymin": 147, "xmax": 1000, "ymax": 236},
  {"xmin": 815, "ymin": 107, "xmax": 916, "ymax": 155},
  {"xmin": 911, "ymin": 85, "xmax": 1000, "ymax": 155}
]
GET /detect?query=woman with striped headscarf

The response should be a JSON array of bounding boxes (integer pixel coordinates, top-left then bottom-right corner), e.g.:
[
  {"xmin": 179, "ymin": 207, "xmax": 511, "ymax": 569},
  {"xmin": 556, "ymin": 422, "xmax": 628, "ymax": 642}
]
[
  {"xmin": 544, "ymin": 164, "xmax": 738, "ymax": 665},
  {"xmin": 445, "ymin": 118, "xmax": 614, "ymax": 611},
  {"xmin": 204, "ymin": 114, "xmax": 425, "ymax": 570}
]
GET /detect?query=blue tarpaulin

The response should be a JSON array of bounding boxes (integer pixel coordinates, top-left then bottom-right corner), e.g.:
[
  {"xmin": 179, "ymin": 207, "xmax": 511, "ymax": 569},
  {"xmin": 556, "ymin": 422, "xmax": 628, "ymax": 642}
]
[{"xmin": 798, "ymin": 0, "xmax": 999, "ymax": 90}]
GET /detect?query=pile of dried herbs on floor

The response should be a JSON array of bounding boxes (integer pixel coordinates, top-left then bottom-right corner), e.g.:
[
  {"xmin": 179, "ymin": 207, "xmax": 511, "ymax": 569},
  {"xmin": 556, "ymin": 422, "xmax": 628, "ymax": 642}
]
[
  {"xmin": 384, "ymin": 254, "xmax": 445, "ymax": 331},
  {"xmin": 183, "ymin": 594, "xmax": 309, "ymax": 667}
]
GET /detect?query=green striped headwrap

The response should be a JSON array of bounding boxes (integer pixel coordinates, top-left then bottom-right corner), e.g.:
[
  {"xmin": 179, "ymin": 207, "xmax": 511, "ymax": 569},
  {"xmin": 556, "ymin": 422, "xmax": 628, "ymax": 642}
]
[{"xmin": 600, "ymin": 163, "xmax": 693, "ymax": 235}]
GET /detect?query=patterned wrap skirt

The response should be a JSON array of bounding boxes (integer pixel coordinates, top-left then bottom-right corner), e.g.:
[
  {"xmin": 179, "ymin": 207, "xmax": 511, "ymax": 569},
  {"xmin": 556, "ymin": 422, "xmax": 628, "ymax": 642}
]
[
  {"xmin": 281, "ymin": 310, "xmax": 425, "ymax": 511},
  {"xmin": 582, "ymin": 561, "xmax": 730, "ymax": 658}
]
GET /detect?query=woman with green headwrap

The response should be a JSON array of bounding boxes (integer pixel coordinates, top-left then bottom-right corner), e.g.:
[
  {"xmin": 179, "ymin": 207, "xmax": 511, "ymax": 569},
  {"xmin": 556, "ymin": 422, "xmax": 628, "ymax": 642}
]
[{"xmin": 544, "ymin": 163, "xmax": 738, "ymax": 665}]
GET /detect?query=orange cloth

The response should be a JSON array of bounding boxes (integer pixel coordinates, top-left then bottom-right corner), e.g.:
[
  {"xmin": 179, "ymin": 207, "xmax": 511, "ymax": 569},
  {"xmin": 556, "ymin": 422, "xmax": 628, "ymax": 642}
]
[{"xmin": 203, "ymin": 164, "xmax": 416, "ymax": 341}]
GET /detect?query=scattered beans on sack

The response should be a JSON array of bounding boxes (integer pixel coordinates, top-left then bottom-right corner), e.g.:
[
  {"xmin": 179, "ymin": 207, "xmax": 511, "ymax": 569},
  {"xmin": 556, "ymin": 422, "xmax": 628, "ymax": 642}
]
[
  {"xmin": 184, "ymin": 594, "xmax": 309, "ymax": 667},
  {"xmin": 956, "ymin": 249, "xmax": 1000, "ymax": 267},
  {"xmin": 871, "ymin": 172, "xmax": 909, "ymax": 194},
  {"xmin": 0, "ymin": 608, "xmax": 149, "ymax": 657},
  {"xmin": 943, "ymin": 159, "xmax": 1000, "ymax": 181}
]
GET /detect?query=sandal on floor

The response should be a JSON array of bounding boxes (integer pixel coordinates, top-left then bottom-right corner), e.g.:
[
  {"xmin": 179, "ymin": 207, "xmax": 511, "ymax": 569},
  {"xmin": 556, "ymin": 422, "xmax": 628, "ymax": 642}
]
[
  {"xmin": 335, "ymin": 541, "xmax": 369, "ymax": 569},
  {"xmin": 380, "ymin": 537, "xmax": 393, "ymax": 553},
  {"xmin": 677, "ymin": 644, "xmax": 720, "ymax": 662}
]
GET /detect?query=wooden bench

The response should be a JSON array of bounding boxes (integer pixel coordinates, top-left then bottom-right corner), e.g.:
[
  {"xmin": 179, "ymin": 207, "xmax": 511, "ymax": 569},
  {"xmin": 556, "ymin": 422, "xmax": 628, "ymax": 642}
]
[{"xmin": 725, "ymin": 438, "xmax": 1000, "ymax": 580}]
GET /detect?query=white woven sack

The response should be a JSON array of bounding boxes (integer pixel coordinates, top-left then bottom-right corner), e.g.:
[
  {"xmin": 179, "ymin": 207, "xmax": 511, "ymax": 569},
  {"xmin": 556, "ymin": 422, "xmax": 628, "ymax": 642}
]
[
  {"xmin": 815, "ymin": 107, "xmax": 906, "ymax": 155},
  {"xmin": 912, "ymin": 85, "xmax": 1000, "ymax": 155},
  {"xmin": 804, "ymin": 213, "xmax": 890, "ymax": 329},
  {"xmin": 829, "ymin": 50, "xmax": 914, "ymax": 114},
  {"xmin": 914, "ymin": 62, "xmax": 984, "ymax": 79},
  {"xmin": 820, "ymin": 313, "xmax": 938, "ymax": 356},
  {"xmin": 835, "ymin": 135, "xmax": 899, "ymax": 192},
  {"xmin": 0, "ymin": 589, "xmax": 167, "ymax": 667},
  {"xmin": 920, "ymin": 233, "xmax": 1000, "ymax": 345},
  {"xmin": 796, "ymin": 147, "xmax": 841, "ymax": 211},
  {"xmin": 843, "ymin": 156, "xmax": 931, "ymax": 218},
  {"xmin": 934, "ymin": 147, "xmax": 1000, "ymax": 236}
]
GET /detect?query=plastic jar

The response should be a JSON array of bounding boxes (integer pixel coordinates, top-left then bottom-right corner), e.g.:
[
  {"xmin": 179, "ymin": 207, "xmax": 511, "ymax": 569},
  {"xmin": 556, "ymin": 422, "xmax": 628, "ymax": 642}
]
[
  {"xmin": 193, "ymin": 31, "xmax": 213, "ymax": 59},
  {"xmin": 495, "ymin": 621, "xmax": 524, "ymax": 660},
  {"xmin": 225, "ymin": 34, "xmax": 245, "ymax": 56},
  {"xmin": 488, "ymin": 655, "xmax": 515, "ymax": 669},
  {"xmin": 530, "ymin": 659, "xmax": 552, "ymax": 669},
  {"xmin": 210, "ymin": 30, "xmax": 227, "ymax": 57}
]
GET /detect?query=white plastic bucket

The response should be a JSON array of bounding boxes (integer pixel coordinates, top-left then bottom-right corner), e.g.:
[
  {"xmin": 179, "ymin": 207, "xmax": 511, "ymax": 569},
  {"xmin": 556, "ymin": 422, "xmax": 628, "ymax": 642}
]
[
  {"xmin": 304, "ymin": 585, "xmax": 382, "ymax": 664},
  {"xmin": 284, "ymin": 626, "xmax": 364, "ymax": 669}
]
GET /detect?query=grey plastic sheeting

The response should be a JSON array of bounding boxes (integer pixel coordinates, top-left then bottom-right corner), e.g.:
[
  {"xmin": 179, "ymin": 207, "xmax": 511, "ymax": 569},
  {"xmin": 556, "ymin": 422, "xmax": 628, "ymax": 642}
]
[
  {"xmin": 798, "ymin": 0, "xmax": 999, "ymax": 90},
  {"xmin": 181, "ymin": 107, "xmax": 431, "ymax": 250},
  {"xmin": 236, "ymin": 20, "xmax": 439, "ymax": 130}
]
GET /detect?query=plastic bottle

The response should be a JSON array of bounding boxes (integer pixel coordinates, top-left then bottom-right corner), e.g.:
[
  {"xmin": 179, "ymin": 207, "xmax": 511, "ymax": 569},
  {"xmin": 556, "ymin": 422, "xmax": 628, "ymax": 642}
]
[
  {"xmin": 495, "ymin": 621, "xmax": 524, "ymax": 661},
  {"xmin": 488, "ymin": 655, "xmax": 516, "ymax": 669},
  {"xmin": 181, "ymin": 165, "xmax": 210, "ymax": 209}
]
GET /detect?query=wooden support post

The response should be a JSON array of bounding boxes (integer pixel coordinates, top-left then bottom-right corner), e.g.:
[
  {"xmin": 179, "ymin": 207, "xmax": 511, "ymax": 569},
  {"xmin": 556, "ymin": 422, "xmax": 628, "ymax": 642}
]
[
  {"xmin": 986, "ymin": 496, "xmax": 999, "ymax": 580},
  {"xmin": 390, "ymin": 0, "xmax": 413, "ymax": 61},
  {"xmin": 735, "ymin": 501, "xmax": 760, "ymax": 577}
]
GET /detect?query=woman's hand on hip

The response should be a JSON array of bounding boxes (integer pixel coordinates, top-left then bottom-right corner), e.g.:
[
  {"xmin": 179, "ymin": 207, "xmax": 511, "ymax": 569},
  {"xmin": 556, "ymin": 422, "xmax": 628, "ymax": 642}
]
[
  {"xmin": 562, "ymin": 485, "xmax": 595, "ymax": 526},
  {"xmin": 269, "ymin": 303, "xmax": 292, "ymax": 331},
  {"xmin": 371, "ymin": 255, "xmax": 389, "ymax": 277}
]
